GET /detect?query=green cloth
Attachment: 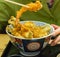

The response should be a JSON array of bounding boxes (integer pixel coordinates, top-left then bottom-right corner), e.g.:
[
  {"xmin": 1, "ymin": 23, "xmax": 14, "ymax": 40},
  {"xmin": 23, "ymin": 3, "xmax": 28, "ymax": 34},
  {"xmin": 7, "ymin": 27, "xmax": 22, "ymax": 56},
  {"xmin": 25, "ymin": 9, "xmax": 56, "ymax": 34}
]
[{"xmin": 0, "ymin": 0, "xmax": 60, "ymax": 33}]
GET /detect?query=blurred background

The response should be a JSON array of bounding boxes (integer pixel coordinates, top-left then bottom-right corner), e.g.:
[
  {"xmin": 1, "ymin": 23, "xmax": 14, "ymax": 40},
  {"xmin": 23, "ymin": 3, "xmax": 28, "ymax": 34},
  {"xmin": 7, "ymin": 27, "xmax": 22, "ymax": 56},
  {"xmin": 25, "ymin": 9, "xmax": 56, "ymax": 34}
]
[{"xmin": 0, "ymin": 0, "xmax": 60, "ymax": 33}]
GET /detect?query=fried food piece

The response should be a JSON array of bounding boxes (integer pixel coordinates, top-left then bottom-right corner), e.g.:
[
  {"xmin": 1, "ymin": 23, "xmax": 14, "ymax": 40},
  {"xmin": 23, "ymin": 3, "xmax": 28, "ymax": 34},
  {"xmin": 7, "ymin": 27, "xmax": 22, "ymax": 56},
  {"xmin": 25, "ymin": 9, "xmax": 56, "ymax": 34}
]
[
  {"xmin": 7, "ymin": 16, "xmax": 51, "ymax": 39},
  {"xmin": 21, "ymin": 31, "xmax": 33, "ymax": 38},
  {"xmin": 16, "ymin": 1, "xmax": 42, "ymax": 24},
  {"xmin": 27, "ymin": 1, "xmax": 42, "ymax": 12},
  {"xmin": 24, "ymin": 21, "xmax": 36, "ymax": 28}
]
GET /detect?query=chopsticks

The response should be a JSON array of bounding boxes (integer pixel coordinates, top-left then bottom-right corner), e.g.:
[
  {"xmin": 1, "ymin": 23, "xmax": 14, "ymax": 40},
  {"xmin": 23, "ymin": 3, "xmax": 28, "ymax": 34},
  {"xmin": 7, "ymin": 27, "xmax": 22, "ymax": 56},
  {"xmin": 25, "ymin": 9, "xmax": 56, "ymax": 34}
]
[{"xmin": 5, "ymin": 0, "xmax": 29, "ymax": 8}]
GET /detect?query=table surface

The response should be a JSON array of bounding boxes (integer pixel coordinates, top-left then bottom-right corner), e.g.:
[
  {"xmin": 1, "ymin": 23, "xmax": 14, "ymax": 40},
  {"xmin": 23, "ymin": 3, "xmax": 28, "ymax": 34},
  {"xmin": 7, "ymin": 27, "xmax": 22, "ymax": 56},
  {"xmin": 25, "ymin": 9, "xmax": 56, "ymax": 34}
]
[{"xmin": 0, "ymin": 34, "xmax": 10, "ymax": 57}]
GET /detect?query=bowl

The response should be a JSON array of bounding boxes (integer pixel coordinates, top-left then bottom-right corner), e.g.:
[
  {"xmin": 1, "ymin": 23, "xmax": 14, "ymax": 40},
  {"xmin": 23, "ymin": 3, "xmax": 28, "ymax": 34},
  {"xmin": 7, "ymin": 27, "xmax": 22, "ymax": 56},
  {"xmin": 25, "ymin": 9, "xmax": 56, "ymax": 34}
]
[{"xmin": 6, "ymin": 21, "xmax": 54, "ymax": 56}]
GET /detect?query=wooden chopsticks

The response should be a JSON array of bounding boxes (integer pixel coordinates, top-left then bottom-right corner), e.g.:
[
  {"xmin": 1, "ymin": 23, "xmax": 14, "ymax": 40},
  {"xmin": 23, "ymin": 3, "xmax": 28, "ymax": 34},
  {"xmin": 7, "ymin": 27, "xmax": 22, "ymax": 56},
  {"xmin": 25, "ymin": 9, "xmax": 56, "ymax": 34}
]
[{"xmin": 5, "ymin": 0, "xmax": 29, "ymax": 8}]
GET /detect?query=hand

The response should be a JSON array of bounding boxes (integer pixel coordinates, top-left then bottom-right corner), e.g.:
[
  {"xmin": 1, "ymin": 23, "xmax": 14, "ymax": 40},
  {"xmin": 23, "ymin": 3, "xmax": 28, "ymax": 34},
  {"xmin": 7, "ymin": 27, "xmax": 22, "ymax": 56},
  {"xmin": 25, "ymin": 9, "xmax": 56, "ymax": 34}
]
[{"xmin": 49, "ymin": 24, "xmax": 60, "ymax": 46}]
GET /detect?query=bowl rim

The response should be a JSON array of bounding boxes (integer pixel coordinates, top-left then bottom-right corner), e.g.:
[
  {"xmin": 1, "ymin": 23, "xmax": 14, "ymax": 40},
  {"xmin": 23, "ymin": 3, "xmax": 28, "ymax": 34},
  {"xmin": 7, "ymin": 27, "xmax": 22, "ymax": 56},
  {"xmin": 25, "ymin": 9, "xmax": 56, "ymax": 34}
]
[{"xmin": 6, "ymin": 21, "xmax": 54, "ymax": 40}]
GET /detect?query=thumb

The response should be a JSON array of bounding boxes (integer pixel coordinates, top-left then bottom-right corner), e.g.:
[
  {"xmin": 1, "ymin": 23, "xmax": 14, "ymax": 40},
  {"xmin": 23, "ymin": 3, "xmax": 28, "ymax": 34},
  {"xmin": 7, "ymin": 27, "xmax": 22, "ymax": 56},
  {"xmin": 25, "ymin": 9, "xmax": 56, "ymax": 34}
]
[
  {"xmin": 51, "ymin": 28, "xmax": 60, "ymax": 36},
  {"xmin": 51, "ymin": 24, "xmax": 59, "ymax": 29}
]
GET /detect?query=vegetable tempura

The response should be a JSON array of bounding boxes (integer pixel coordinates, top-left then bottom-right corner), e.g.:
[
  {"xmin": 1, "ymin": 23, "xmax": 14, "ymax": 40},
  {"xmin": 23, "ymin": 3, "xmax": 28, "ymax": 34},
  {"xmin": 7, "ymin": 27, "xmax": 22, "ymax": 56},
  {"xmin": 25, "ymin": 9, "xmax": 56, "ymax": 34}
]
[{"xmin": 6, "ymin": 16, "xmax": 51, "ymax": 39}]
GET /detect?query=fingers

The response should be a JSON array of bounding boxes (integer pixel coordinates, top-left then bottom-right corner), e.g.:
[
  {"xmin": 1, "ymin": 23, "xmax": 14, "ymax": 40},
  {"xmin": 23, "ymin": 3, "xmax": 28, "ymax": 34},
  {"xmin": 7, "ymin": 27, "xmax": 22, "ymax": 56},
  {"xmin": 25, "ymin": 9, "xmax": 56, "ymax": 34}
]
[
  {"xmin": 51, "ymin": 28, "xmax": 60, "ymax": 36},
  {"xmin": 50, "ymin": 35, "xmax": 60, "ymax": 46},
  {"xmin": 51, "ymin": 24, "xmax": 59, "ymax": 29},
  {"xmin": 50, "ymin": 27, "xmax": 60, "ymax": 46},
  {"xmin": 45, "ymin": 37, "xmax": 51, "ymax": 43},
  {"xmin": 46, "ymin": 24, "xmax": 60, "ymax": 46}
]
